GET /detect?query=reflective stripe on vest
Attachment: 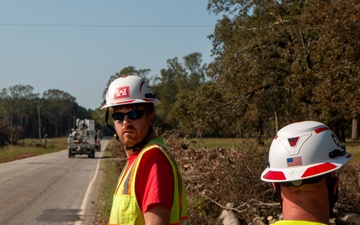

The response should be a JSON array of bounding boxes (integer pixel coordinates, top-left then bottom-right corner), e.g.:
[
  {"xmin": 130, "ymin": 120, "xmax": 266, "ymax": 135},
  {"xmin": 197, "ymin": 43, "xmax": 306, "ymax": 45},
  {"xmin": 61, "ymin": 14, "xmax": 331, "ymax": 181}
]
[{"xmin": 108, "ymin": 137, "xmax": 188, "ymax": 225}]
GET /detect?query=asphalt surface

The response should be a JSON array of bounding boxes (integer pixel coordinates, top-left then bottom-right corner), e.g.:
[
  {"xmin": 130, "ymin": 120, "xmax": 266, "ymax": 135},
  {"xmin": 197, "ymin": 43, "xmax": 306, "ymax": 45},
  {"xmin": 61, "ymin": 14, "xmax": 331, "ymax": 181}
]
[{"xmin": 0, "ymin": 139, "xmax": 110, "ymax": 225}]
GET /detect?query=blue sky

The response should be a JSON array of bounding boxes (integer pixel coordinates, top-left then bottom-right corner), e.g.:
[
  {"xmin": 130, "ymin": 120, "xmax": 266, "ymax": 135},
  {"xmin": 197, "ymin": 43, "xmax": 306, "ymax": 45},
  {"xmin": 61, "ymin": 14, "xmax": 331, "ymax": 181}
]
[{"xmin": 0, "ymin": 1, "xmax": 220, "ymax": 109}]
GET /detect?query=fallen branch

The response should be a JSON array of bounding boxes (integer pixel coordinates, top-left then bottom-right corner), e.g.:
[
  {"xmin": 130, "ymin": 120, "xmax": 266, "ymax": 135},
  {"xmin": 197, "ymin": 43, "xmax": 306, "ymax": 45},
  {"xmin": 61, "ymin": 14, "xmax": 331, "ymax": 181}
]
[{"xmin": 193, "ymin": 187, "xmax": 279, "ymax": 214}]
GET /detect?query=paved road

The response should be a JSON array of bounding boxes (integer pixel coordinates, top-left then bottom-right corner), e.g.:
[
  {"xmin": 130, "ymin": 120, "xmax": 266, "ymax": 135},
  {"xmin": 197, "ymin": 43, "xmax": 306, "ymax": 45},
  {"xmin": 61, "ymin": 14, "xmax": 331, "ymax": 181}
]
[{"xmin": 0, "ymin": 139, "xmax": 110, "ymax": 225}]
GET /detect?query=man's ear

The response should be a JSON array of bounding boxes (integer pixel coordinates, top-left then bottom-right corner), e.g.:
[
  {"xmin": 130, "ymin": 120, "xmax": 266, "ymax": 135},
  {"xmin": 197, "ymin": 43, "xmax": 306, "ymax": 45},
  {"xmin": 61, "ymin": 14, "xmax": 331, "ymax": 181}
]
[{"xmin": 148, "ymin": 112, "xmax": 156, "ymax": 125}]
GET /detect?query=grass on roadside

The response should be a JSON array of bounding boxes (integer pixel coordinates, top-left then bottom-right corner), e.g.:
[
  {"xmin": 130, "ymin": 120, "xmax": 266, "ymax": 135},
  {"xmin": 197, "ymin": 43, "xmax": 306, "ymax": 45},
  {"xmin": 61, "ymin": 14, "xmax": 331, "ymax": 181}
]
[
  {"xmin": 0, "ymin": 137, "xmax": 68, "ymax": 163},
  {"xmin": 97, "ymin": 159, "xmax": 119, "ymax": 225},
  {"xmin": 97, "ymin": 139, "xmax": 125, "ymax": 225},
  {"xmin": 192, "ymin": 138, "xmax": 360, "ymax": 163}
]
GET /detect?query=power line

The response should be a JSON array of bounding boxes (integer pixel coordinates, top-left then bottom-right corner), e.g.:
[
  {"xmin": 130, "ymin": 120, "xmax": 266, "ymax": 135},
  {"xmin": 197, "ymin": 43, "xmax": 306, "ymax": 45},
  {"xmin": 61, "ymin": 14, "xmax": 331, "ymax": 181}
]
[{"xmin": 0, "ymin": 23, "xmax": 215, "ymax": 28}]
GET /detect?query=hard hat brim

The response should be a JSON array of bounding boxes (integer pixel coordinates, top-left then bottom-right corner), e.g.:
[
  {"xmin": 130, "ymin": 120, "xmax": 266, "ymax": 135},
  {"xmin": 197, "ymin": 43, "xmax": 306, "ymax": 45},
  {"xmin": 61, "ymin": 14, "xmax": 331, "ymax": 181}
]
[
  {"xmin": 101, "ymin": 99, "xmax": 161, "ymax": 109},
  {"xmin": 261, "ymin": 152, "xmax": 352, "ymax": 182}
]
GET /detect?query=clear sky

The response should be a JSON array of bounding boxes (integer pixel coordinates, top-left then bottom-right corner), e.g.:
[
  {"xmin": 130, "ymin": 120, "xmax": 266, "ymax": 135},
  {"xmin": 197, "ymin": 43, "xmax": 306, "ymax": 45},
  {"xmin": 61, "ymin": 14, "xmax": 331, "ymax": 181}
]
[{"xmin": 0, "ymin": 0, "xmax": 220, "ymax": 110}]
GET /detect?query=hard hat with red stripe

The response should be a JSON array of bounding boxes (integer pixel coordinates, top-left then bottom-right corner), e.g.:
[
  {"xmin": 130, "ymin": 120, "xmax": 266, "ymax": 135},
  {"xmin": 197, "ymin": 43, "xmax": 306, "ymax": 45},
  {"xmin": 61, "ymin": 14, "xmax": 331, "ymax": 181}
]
[
  {"xmin": 101, "ymin": 75, "xmax": 160, "ymax": 109},
  {"xmin": 261, "ymin": 121, "xmax": 352, "ymax": 183}
]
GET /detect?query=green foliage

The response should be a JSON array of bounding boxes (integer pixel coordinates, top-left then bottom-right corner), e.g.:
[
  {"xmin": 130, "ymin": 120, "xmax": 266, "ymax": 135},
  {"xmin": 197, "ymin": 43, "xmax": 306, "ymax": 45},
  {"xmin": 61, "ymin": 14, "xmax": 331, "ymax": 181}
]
[
  {"xmin": 0, "ymin": 85, "xmax": 92, "ymax": 145},
  {"xmin": 97, "ymin": 159, "xmax": 121, "ymax": 225},
  {"xmin": 98, "ymin": 0, "xmax": 360, "ymax": 141},
  {"xmin": 2, "ymin": 0, "xmax": 360, "ymax": 142},
  {"xmin": 204, "ymin": 0, "xmax": 360, "ymax": 139},
  {"xmin": 151, "ymin": 53, "xmax": 210, "ymax": 135}
]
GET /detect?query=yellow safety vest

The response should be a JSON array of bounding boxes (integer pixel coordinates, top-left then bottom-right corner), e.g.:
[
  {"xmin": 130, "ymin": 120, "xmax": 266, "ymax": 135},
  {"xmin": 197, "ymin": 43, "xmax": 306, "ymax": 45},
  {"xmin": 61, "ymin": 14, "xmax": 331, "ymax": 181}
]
[
  {"xmin": 274, "ymin": 220, "xmax": 327, "ymax": 225},
  {"xmin": 108, "ymin": 138, "xmax": 188, "ymax": 225}
]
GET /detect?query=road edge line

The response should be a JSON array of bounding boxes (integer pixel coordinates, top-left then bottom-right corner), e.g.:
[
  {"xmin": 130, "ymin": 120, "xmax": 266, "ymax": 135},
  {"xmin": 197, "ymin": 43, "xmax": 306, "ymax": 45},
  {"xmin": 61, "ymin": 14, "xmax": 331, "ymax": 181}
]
[{"xmin": 75, "ymin": 150, "xmax": 104, "ymax": 225}]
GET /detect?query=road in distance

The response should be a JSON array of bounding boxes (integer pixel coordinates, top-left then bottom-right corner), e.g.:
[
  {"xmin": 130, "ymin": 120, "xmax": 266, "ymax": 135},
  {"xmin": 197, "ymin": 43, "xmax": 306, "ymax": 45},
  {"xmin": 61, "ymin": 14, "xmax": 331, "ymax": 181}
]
[{"xmin": 0, "ymin": 139, "xmax": 110, "ymax": 225}]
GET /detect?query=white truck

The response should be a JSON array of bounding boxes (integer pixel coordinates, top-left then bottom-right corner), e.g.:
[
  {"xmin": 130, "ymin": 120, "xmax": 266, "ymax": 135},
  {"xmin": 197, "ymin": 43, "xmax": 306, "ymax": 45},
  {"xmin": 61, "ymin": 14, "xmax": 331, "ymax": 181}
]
[{"xmin": 68, "ymin": 119, "xmax": 96, "ymax": 158}]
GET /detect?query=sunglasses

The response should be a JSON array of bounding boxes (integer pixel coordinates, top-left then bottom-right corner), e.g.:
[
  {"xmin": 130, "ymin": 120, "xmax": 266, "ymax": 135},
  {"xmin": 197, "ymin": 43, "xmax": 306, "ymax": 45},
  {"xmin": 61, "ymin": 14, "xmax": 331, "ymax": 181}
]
[{"xmin": 112, "ymin": 110, "xmax": 146, "ymax": 122}]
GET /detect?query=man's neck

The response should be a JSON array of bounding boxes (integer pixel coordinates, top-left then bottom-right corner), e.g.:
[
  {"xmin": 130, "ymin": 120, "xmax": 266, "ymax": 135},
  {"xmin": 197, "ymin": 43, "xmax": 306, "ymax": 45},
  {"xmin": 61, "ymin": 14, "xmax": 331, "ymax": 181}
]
[
  {"xmin": 125, "ymin": 133, "xmax": 156, "ymax": 157},
  {"xmin": 282, "ymin": 195, "xmax": 329, "ymax": 224}
]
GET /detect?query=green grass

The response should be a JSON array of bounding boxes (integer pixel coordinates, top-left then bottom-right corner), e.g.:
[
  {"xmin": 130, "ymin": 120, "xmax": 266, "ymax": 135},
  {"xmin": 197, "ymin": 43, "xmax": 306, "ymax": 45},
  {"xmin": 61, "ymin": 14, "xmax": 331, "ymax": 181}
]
[
  {"xmin": 97, "ymin": 158, "xmax": 119, "ymax": 225},
  {"xmin": 187, "ymin": 138, "xmax": 256, "ymax": 148},
  {"xmin": 97, "ymin": 139, "xmax": 124, "ymax": 225},
  {"xmin": 190, "ymin": 138, "xmax": 360, "ymax": 163},
  {"xmin": 0, "ymin": 137, "xmax": 68, "ymax": 163},
  {"xmin": 342, "ymin": 141, "xmax": 360, "ymax": 164}
]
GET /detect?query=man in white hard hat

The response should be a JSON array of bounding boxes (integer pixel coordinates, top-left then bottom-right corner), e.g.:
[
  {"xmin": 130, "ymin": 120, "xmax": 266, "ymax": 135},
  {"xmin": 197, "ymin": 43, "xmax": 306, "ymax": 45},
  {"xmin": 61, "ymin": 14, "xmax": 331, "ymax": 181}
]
[
  {"xmin": 102, "ymin": 75, "xmax": 188, "ymax": 225},
  {"xmin": 261, "ymin": 121, "xmax": 352, "ymax": 225}
]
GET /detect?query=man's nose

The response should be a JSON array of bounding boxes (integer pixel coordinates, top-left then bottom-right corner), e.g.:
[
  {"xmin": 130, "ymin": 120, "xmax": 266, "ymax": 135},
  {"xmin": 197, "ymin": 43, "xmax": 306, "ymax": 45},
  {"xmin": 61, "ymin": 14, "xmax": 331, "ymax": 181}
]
[{"xmin": 122, "ymin": 115, "xmax": 131, "ymax": 124}]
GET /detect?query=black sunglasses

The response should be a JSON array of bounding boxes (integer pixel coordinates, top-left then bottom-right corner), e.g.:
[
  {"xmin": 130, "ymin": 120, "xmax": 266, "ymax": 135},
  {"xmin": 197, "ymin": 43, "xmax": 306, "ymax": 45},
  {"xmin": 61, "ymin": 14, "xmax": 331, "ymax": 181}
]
[{"xmin": 112, "ymin": 110, "xmax": 146, "ymax": 122}]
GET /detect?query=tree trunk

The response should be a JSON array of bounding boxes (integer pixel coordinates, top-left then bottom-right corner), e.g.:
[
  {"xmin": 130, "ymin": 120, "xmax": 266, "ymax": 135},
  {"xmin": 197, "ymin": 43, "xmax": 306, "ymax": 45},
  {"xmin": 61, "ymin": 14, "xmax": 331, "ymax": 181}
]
[
  {"xmin": 351, "ymin": 113, "xmax": 359, "ymax": 141},
  {"xmin": 274, "ymin": 110, "xmax": 279, "ymax": 134}
]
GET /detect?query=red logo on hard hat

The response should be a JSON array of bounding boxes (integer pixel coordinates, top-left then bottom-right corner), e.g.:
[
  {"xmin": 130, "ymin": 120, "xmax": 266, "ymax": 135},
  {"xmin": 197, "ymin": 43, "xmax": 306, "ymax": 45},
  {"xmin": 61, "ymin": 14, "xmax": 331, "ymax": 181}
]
[{"xmin": 114, "ymin": 86, "xmax": 130, "ymax": 99}]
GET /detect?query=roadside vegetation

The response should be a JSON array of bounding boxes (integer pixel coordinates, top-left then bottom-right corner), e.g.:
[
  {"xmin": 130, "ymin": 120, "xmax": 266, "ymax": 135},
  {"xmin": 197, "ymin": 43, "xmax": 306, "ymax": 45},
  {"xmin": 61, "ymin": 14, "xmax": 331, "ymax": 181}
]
[
  {"xmin": 97, "ymin": 134, "xmax": 360, "ymax": 225},
  {"xmin": 96, "ymin": 140, "xmax": 125, "ymax": 225},
  {"xmin": 0, "ymin": 137, "xmax": 68, "ymax": 164}
]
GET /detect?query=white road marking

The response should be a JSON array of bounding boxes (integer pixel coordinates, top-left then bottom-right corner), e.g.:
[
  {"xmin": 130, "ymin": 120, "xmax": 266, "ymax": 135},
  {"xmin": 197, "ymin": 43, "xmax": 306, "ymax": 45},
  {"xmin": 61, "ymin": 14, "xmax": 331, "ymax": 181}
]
[{"xmin": 75, "ymin": 150, "xmax": 105, "ymax": 225}]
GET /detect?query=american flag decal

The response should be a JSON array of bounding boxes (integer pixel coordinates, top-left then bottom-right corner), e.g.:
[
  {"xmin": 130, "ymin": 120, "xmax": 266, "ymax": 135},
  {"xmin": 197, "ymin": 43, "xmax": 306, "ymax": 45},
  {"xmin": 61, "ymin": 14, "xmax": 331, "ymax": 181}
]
[
  {"xmin": 287, "ymin": 156, "xmax": 302, "ymax": 167},
  {"xmin": 288, "ymin": 137, "xmax": 299, "ymax": 147}
]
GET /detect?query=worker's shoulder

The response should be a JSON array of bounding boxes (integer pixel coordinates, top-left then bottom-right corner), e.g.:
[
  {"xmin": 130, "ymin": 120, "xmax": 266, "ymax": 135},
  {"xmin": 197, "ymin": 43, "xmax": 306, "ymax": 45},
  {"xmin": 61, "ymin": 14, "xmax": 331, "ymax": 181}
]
[{"xmin": 141, "ymin": 145, "xmax": 167, "ymax": 158}]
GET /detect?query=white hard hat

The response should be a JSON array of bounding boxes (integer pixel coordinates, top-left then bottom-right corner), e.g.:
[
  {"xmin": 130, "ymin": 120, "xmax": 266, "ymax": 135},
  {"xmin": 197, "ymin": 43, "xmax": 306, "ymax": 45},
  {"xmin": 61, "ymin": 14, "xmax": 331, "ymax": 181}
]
[
  {"xmin": 101, "ymin": 75, "xmax": 160, "ymax": 109},
  {"xmin": 261, "ymin": 121, "xmax": 352, "ymax": 182}
]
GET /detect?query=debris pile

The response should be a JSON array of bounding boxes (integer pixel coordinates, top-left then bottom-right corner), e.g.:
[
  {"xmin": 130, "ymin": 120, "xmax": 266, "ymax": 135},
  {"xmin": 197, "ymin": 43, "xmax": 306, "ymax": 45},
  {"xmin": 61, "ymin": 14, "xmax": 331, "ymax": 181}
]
[{"xmin": 162, "ymin": 132, "xmax": 360, "ymax": 225}]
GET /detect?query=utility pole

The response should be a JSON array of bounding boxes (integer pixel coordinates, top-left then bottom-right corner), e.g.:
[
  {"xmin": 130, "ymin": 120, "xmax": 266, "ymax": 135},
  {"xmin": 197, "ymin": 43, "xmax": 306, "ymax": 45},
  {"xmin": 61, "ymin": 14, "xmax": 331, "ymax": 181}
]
[
  {"xmin": 10, "ymin": 97, "xmax": 13, "ymax": 145},
  {"xmin": 38, "ymin": 99, "xmax": 41, "ymax": 142}
]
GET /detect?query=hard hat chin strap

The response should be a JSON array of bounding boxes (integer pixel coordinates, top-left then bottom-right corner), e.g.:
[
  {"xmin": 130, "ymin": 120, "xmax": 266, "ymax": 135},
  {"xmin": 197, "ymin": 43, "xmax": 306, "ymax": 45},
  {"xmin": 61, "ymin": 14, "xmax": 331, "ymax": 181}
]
[
  {"xmin": 105, "ymin": 108, "xmax": 120, "ymax": 142},
  {"xmin": 327, "ymin": 174, "xmax": 338, "ymax": 217},
  {"xmin": 125, "ymin": 125, "xmax": 153, "ymax": 152},
  {"xmin": 105, "ymin": 108, "xmax": 154, "ymax": 152},
  {"xmin": 274, "ymin": 183, "xmax": 282, "ymax": 209}
]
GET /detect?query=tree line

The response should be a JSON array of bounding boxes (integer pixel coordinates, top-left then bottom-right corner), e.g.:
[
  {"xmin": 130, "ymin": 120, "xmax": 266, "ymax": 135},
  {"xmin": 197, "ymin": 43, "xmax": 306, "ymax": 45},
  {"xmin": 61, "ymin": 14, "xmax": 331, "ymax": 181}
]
[
  {"xmin": 203, "ymin": 0, "xmax": 360, "ymax": 141},
  {"xmin": 97, "ymin": 0, "xmax": 360, "ymax": 142},
  {"xmin": 2, "ymin": 0, "xmax": 360, "ymax": 146},
  {"xmin": 0, "ymin": 85, "xmax": 92, "ymax": 147}
]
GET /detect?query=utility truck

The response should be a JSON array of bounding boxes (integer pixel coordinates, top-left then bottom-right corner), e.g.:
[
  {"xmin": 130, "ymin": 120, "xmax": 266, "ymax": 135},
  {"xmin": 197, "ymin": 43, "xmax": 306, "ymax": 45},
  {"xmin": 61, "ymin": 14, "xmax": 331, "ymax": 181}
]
[{"xmin": 68, "ymin": 119, "xmax": 96, "ymax": 158}]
